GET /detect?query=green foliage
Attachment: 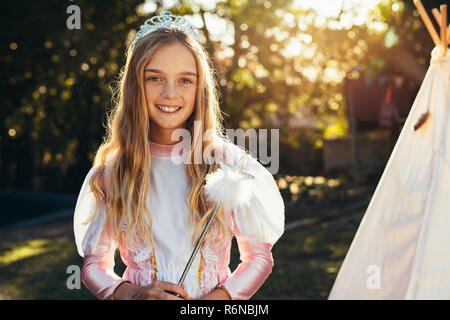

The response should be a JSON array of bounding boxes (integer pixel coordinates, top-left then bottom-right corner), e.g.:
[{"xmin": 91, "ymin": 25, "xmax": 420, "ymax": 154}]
[
  {"xmin": 1, "ymin": 0, "xmax": 436, "ymax": 191},
  {"xmin": 1, "ymin": 0, "xmax": 143, "ymax": 191}
]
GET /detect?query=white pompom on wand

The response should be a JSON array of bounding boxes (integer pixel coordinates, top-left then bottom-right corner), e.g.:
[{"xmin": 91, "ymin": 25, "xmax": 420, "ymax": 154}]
[
  {"xmin": 177, "ymin": 155, "xmax": 255, "ymax": 288},
  {"xmin": 204, "ymin": 156, "xmax": 255, "ymax": 213}
]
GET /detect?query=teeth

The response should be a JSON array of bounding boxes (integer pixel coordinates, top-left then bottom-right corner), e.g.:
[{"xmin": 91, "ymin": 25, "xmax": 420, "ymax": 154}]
[{"xmin": 156, "ymin": 105, "xmax": 181, "ymax": 113}]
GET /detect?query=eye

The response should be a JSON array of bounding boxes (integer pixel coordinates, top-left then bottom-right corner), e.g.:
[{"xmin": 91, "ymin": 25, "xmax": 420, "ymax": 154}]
[
  {"xmin": 180, "ymin": 78, "xmax": 193, "ymax": 84},
  {"xmin": 146, "ymin": 76, "xmax": 161, "ymax": 82}
]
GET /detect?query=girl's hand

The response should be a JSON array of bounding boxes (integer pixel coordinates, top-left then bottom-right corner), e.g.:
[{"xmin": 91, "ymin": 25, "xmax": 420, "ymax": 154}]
[
  {"xmin": 132, "ymin": 280, "xmax": 190, "ymax": 300},
  {"xmin": 198, "ymin": 288, "xmax": 231, "ymax": 300}
]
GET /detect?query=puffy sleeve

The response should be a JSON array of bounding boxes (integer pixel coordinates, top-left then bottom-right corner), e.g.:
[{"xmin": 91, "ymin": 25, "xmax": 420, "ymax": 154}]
[
  {"xmin": 73, "ymin": 166, "xmax": 127, "ymax": 300},
  {"xmin": 221, "ymin": 154, "xmax": 285, "ymax": 300}
]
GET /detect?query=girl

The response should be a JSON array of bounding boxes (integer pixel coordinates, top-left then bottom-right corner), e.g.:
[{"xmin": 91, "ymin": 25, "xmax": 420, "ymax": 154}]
[{"xmin": 73, "ymin": 12, "xmax": 285, "ymax": 300}]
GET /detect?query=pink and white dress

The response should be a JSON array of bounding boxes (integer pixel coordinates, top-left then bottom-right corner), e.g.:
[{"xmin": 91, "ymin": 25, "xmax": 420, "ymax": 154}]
[{"xmin": 73, "ymin": 139, "xmax": 285, "ymax": 300}]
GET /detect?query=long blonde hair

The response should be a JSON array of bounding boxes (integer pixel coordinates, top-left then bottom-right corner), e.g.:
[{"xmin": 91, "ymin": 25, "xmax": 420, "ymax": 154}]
[{"xmin": 86, "ymin": 28, "xmax": 231, "ymax": 252}]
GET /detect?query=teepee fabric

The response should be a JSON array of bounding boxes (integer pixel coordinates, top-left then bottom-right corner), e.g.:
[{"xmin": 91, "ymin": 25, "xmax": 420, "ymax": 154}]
[{"xmin": 329, "ymin": 47, "xmax": 450, "ymax": 299}]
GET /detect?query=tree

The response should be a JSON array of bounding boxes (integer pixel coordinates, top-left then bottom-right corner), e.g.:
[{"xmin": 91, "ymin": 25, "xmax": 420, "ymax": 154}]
[{"xmin": 1, "ymin": 0, "xmax": 438, "ymax": 192}]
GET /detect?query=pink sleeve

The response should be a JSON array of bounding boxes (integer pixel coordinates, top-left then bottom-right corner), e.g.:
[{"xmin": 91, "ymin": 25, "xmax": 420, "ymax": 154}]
[
  {"xmin": 80, "ymin": 206, "xmax": 127, "ymax": 300},
  {"xmin": 80, "ymin": 216, "xmax": 127, "ymax": 300},
  {"xmin": 82, "ymin": 251, "xmax": 126, "ymax": 300},
  {"xmin": 221, "ymin": 238, "xmax": 274, "ymax": 300},
  {"xmin": 220, "ymin": 151, "xmax": 285, "ymax": 300},
  {"xmin": 74, "ymin": 166, "xmax": 127, "ymax": 300}
]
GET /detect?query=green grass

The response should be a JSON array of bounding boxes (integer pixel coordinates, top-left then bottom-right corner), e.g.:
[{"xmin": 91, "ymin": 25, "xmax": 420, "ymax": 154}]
[
  {"xmin": 0, "ymin": 208, "xmax": 363, "ymax": 300},
  {"xmin": 252, "ymin": 211, "xmax": 363, "ymax": 299},
  {"xmin": 0, "ymin": 237, "xmax": 94, "ymax": 299}
]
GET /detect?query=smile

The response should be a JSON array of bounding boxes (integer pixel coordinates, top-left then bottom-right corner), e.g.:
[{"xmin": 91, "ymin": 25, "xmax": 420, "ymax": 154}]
[{"xmin": 156, "ymin": 104, "xmax": 182, "ymax": 113}]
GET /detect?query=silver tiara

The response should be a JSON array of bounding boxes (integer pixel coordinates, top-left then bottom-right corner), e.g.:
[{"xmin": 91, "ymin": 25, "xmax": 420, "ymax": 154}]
[{"xmin": 133, "ymin": 11, "xmax": 200, "ymax": 49}]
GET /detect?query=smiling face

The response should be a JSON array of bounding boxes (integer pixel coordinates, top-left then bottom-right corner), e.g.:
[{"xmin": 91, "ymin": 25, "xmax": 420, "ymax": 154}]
[{"xmin": 144, "ymin": 42, "xmax": 198, "ymax": 144}]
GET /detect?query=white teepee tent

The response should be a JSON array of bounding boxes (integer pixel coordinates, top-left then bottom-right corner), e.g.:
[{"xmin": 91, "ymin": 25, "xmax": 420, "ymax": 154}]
[{"xmin": 329, "ymin": 2, "xmax": 450, "ymax": 299}]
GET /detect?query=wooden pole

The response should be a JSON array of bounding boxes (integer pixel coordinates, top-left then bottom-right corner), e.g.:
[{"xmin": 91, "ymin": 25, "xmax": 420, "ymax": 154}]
[
  {"xmin": 432, "ymin": 8, "xmax": 441, "ymax": 25},
  {"xmin": 431, "ymin": 7, "xmax": 450, "ymax": 44},
  {"xmin": 441, "ymin": 5, "xmax": 447, "ymax": 55},
  {"xmin": 413, "ymin": 0, "xmax": 441, "ymax": 46}
]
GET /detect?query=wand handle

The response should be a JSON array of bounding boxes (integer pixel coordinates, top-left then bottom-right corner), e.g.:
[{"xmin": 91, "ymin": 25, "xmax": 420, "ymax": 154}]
[{"xmin": 177, "ymin": 201, "xmax": 222, "ymax": 287}]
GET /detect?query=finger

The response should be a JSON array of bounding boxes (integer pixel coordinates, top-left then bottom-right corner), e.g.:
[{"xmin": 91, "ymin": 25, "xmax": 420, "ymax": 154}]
[
  {"xmin": 162, "ymin": 291, "xmax": 184, "ymax": 300},
  {"xmin": 180, "ymin": 285, "xmax": 191, "ymax": 300},
  {"xmin": 144, "ymin": 288, "xmax": 158, "ymax": 300},
  {"xmin": 158, "ymin": 281, "xmax": 189, "ymax": 299},
  {"xmin": 165, "ymin": 289, "xmax": 190, "ymax": 300},
  {"xmin": 165, "ymin": 291, "xmax": 191, "ymax": 300},
  {"xmin": 145, "ymin": 289, "xmax": 168, "ymax": 300},
  {"xmin": 143, "ymin": 286, "xmax": 164, "ymax": 300}
]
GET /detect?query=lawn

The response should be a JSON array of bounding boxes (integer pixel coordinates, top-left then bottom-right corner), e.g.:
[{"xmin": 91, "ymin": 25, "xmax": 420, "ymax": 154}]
[{"xmin": 0, "ymin": 177, "xmax": 370, "ymax": 300}]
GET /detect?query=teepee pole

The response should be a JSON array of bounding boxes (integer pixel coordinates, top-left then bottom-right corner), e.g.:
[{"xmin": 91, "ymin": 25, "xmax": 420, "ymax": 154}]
[
  {"xmin": 440, "ymin": 5, "xmax": 447, "ymax": 55},
  {"xmin": 432, "ymin": 8, "xmax": 441, "ymax": 25},
  {"xmin": 431, "ymin": 7, "xmax": 450, "ymax": 44},
  {"xmin": 414, "ymin": 0, "xmax": 441, "ymax": 46}
]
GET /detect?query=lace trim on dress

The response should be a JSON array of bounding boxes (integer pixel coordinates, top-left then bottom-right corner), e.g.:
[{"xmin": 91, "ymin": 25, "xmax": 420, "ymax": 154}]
[
  {"xmin": 200, "ymin": 237, "xmax": 220, "ymax": 295},
  {"xmin": 133, "ymin": 245, "xmax": 152, "ymax": 263},
  {"xmin": 130, "ymin": 244, "xmax": 158, "ymax": 286}
]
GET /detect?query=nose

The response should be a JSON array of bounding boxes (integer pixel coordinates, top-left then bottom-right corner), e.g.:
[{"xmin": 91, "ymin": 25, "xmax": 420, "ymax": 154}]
[{"xmin": 161, "ymin": 81, "xmax": 178, "ymax": 99}]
